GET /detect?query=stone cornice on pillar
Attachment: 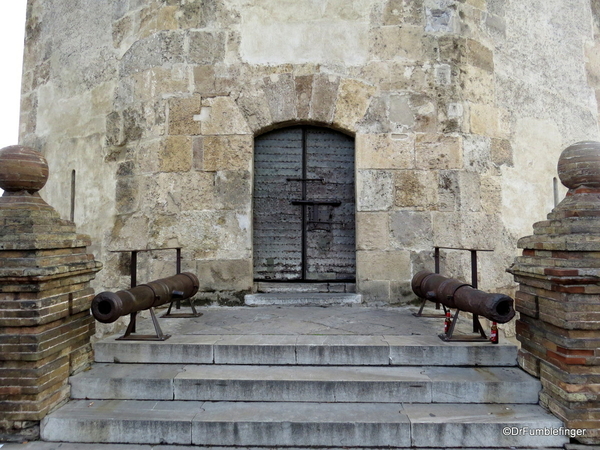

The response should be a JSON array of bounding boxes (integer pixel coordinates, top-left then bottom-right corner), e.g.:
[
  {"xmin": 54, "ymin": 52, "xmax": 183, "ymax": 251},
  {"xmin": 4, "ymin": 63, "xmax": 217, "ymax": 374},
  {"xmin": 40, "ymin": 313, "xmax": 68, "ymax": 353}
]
[
  {"xmin": 0, "ymin": 145, "xmax": 102, "ymax": 441},
  {"xmin": 508, "ymin": 141, "xmax": 600, "ymax": 444}
]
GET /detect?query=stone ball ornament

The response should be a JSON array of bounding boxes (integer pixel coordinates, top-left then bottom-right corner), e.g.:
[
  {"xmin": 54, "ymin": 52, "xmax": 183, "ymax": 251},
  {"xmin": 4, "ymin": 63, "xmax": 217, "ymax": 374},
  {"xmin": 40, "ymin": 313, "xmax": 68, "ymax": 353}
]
[
  {"xmin": 0, "ymin": 145, "xmax": 49, "ymax": 194},
  {"xmin": 557, "ymin": 141, "xmax": 600, "ymax": 190}
]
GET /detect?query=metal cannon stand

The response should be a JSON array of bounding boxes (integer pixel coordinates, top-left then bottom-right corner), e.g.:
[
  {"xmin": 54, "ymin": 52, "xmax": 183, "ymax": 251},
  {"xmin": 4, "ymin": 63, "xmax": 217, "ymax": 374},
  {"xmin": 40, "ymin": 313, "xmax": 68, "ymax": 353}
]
[
  {"xmin": 440, "ymin": 303, "xmax": 488, "ymax": 343},
  {"xmin": 110, "ymin": 247, "xmax": 202, "ymax": 341},
  {"xmin": 414, "ymin": 246, "xmax": 493, "ymax": 342}
]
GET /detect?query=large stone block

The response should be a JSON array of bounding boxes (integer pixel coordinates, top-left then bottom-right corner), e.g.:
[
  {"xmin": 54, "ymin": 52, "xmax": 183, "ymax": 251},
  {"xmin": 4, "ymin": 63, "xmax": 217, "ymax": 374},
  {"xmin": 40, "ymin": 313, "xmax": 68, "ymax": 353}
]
[
  {"xmin": 462, "ymin": 134, "xmax": 495, "ymax": 174},
  {"xmin": 333, "ymin": 79, "xmax": 376, "ymax": 132},
  {"xmin": 159, "ymin": 136, "xmax": 192, "ymax": 172},
  {"xmin": 370, "ymin": 25, "xmax": 424, "ymax": 61},
  {"xmin": 201, "ymin": 96, "xmax": 251, "ymax": 135},
  {"xmin": 134, "ymin": 138, "xmax": 162, "ymax": 173},
  {"xmin": 215, "ymin": 170, "xmax": 252, "ymax": 210},
  {"xmin": 193, "ymin": 65, "xmax": 217, "ymax": 94},
  {"xmin": 356, "ymin": 133, "xmax": 414, "ymax": 170},
  {"xmin": 132, "ymin": 65, "xmax": 189, "ymax": 103},
  {"xmin": 187, "ymin": 31, "xmax": 226, "ymax": 65},
  {"xmin": 491, "ymin": 138, "xmax": 513, "ymax": 167},
  {"xmin": 390, "ymin": 211, "xmax": 434, "ymax": 250},
  {"xmin": 196, "ymin": 259, "xmax": 252, "ymax": 292},
  {"xmin": 415, "ymin": 133, "xmax": 462, "ymax": 170},
  {"xmin": 115, "ymin": 176, "xmax": 139, "ymax": 214},
  {"xmin": 310, "ymin": 74, "xmax": 339, "ymax": 124},
  {"xmin": 356, "ymin": 250, "xmax": 411, "ymax": 282},
  {"xmin": 141, "ymin": 171, "xmax": 216, "ymax": 215},
  {"xmin": 383, "ymin": 0, "xmax": 424, "ymax": 26},
  {"xmin": 109, "ymin": 215, "xmax": 150, "ymax": 252},
  {"xmin": 238, "ymin": 0, "xmax": 370, "ymax": 66},
  {"xmin": 463, "ymin": 65, "xmax": 495, "ymax": 104},
  {"xmin": 438, "ymin": 170, "xmax": 481, "ymax": 212},
  {"xmin": 466, "ymin": 39, "xmax": 494, "ymax": 72},
  {"xmin": 386, "ymin": 61, "xmax": 428, "ymax": 92},
  {"xmin": 151, "ymin": 211, "xmax": 251, "ymax": 260},
  {"xmin": 121, "ymin": 31, "xmax": 185, "ymax": 76},
  {"xmin": 480, "ymin": 175, "xmax": 502, "ymax": 214},
  {"xmin": 411, "ymin": 94, "xmax": 438, "ymax": 133},
  {"xmin": 235, "ymin": 85, "xmax": 273, "ymax": 133},
  {"xmin": 168, "ymin": 95, "xmax": 201, "ymax": 136},
  {"xmin": 295, "ymin": 74, "xmax": 313, "ymax": 120},
  {"xmin": 357, "ymin": 95, "xmax": 390, "ymax": 134},
  {"xmin": 199, "ymin": 135, "xmax": 253, "ymax": 172},
  {"xmin": 431, "ymin": 211, "xmax": 464, "ymax": 247},
  {"xmin": 469, "ymin": 103, "xmax": 500, "ymax": 137},
  {"xmin": 425, "ymin": 0, "xmax": 459, "ymax": 33},
  {"xmin": 395, "ymin": 170, "xmax": 438, "ymax": 210},
  {"xmin": 357, "ymin": 170, "xmax": 394, "ymax": 212},
  {"xmin": 356, "ymin": 212, "xmax": 389, "ymax": 251},
  {"xmin": 358, "ymin": 280, "xmax": 391, "ymax": 303},
  {"xmin": 262, "ymin": 73, "xmax": 298, "ymax": 124},
  {"xmin": 389, "ymin": 94, "xmax": 414, "ymax": 129}
]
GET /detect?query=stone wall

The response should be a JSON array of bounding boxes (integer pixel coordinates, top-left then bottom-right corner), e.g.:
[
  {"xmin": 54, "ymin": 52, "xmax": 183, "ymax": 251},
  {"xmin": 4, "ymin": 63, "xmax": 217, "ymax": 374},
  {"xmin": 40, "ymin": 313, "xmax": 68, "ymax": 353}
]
[{"xmin": 19, "ymin": 0, "xmax": 600, "ymax": 323}]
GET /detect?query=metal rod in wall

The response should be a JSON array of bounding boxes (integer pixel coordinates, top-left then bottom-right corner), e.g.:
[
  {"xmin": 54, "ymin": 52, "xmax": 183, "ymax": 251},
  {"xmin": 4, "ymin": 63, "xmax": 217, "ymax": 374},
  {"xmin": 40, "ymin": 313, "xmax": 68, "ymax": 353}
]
[{"xmin": 70, "ymin": 170, "xmax": 76, "ymax": 222}]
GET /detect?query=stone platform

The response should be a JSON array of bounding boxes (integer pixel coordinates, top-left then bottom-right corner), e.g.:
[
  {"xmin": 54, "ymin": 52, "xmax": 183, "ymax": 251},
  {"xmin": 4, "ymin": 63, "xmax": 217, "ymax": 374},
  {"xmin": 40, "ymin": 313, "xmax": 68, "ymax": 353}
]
[{"xmin": 20, "ymin": 306, "xmax": 570, "ymax": 449}]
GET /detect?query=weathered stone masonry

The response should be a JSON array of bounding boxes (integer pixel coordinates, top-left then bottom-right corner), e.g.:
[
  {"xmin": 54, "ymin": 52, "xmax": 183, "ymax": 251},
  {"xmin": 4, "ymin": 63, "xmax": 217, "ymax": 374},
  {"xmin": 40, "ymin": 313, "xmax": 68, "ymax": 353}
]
[{"xmin": 18, "ymin": 1, "xmax": 600, "ymax": 330}]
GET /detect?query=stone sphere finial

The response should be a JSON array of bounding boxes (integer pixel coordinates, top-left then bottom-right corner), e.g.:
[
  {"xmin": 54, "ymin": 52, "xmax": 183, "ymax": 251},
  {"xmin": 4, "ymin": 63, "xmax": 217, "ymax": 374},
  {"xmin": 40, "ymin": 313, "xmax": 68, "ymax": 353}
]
[
  {"xmin": 0, "ymin": 145, "xmax": 49, "ymax": 194},
  {"xmin": 558, "ymin": 141, "xmax": 600, "ymax": 190}
]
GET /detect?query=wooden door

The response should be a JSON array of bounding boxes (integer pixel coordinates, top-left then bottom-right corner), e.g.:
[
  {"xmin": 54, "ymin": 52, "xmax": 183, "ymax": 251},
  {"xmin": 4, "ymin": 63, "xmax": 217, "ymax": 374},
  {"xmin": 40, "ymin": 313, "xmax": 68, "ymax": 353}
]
[{"xmin": 253, "ymin": 126, "xmax": 355, "ymax": 281}]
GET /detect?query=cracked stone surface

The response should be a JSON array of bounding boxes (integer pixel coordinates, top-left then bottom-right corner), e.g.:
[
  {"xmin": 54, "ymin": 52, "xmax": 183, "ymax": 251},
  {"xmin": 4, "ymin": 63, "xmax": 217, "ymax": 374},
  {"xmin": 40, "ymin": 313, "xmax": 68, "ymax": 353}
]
[{"xmin": 125, "ymin": 305, "xmax": 508, "ymax": 338}]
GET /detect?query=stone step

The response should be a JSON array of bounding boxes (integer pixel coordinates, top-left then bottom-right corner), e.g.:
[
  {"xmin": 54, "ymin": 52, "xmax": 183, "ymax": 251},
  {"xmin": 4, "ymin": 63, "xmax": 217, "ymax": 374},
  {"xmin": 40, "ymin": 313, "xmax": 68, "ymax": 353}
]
[
  {"xmin": 255, "ymin": 281, "xmax": 356, "ymax": 293},
  {"xmin": 244, "ymin": 293, "xmax": 362, "ymax": 306},
  {"xmin": 40, "ymin": 400, "xmax": 568, "ymax": 448},
  {"xmin": 70, "ymin": 363, "xmax": 541, "ymax": 404},
  {"xmin": 0, "ymin": 444, "xmax": 567, "ymax": 450},
  {"xmin": 94, "ymin": 334, "xmax": 518, "ymax": 366}
]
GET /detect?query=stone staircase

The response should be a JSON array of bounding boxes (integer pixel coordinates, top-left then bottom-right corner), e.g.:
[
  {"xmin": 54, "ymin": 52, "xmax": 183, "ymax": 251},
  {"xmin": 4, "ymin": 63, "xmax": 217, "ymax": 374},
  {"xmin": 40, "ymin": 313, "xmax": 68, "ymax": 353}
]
[{"xmin": 39, "ymin": 306, "xmax": 568, "ymax": 448}]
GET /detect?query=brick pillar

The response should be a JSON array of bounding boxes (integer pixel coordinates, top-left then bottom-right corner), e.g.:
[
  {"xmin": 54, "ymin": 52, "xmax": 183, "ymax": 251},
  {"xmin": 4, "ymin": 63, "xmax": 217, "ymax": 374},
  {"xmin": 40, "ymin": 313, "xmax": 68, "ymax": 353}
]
[
  {"xmin": 508, "ymin": 141, "xmax": 600, "ymax": 444},
  {"xmin": 0, "ymin": 146, "xmax": 102, "ymax": 441}
]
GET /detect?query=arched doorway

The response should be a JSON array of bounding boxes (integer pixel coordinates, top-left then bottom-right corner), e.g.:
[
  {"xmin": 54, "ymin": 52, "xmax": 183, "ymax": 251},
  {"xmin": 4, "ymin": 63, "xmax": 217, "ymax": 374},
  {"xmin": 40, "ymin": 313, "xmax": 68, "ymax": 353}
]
[{"xmin": 253, "ymin": 126, "xmax": 356, "ymax": 282}]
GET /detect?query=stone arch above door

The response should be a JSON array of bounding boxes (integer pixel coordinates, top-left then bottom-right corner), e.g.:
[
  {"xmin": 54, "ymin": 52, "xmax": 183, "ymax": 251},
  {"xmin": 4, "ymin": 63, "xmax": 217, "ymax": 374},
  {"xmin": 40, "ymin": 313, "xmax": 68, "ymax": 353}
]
[
  {"xmin": 234, "ymin": 74, "xmax": 377, "ymax": 136},
  {"xmin": 193, "ymin": 72, "xmax": 385, "ymax": 298}
]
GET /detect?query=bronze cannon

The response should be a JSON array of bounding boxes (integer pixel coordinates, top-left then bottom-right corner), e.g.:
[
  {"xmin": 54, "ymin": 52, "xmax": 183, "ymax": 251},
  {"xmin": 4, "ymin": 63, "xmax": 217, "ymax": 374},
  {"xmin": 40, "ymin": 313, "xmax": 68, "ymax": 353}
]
[
  {"xmin": 91, "ymin": 272, "xmax": 199, "ymax": 324},
  {"xmin": 411, "ymin": 270, "xmax": 515, "ymax": 324}
]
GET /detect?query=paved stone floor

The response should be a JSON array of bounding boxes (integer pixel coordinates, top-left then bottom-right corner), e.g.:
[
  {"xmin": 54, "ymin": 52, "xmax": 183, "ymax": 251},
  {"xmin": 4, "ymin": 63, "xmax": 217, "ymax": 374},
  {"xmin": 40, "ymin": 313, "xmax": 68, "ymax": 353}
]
[{"xmin": 126, "ymin": 304, "xmax": 513, "ymax": 340}]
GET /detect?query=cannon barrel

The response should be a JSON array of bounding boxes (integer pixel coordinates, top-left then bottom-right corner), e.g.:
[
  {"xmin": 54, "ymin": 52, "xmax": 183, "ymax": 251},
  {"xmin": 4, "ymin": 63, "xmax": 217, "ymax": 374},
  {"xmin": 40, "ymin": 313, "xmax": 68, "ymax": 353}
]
[
  {"xmin": 411, "ymin": 270, "xmax": 515, "ymax": 323},
  {"xmin": 91, "ymin": 272, "xmax": 199, "ymax": 324}
]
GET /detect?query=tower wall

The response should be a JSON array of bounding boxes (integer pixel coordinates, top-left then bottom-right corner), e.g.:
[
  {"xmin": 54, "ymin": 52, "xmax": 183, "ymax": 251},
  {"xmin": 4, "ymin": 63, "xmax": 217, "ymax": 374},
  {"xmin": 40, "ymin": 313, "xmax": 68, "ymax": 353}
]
[{"xmin": 20, "ymin": 0, "xmax": 600, "ymax": 333}]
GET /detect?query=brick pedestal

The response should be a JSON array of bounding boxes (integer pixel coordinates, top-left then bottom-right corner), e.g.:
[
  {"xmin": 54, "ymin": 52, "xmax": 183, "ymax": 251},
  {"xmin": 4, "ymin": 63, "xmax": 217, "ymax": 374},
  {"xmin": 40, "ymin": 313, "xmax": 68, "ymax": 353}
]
[
  {"xmin": 509, "ymin": 141, "xmax": 600, "ymax": 444},
  {"xmin": 0, "ymin": 146, "xmax": 102, "ymax": 441}
]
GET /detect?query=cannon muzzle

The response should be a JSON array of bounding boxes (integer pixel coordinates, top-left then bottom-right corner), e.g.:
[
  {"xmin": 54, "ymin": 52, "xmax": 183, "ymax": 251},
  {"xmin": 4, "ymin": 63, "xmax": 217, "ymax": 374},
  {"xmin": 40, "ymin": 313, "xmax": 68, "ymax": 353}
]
[
  {"xmin": 92, "ymin": 272, "xmax": 199, "ymax": 323},
  {"xmin": 411, "ymin": 270, "xmax": 515, "ymax": 323}
]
